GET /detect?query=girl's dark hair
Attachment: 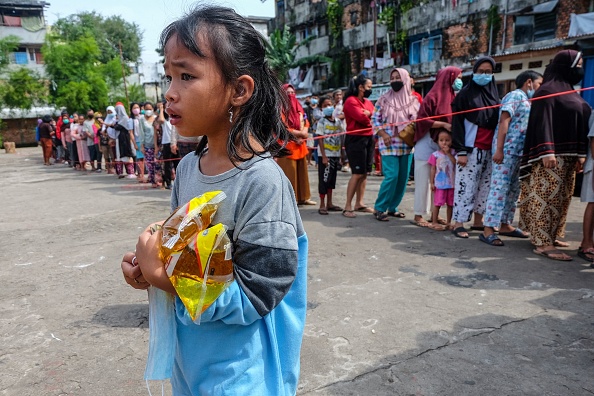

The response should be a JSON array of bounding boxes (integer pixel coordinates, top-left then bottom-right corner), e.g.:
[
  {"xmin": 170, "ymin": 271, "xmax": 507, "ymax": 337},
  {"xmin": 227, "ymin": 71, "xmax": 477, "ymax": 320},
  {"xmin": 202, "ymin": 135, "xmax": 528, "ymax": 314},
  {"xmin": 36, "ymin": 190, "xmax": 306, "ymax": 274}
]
[
  {"xmin": 143, "ymin": 101, "xmax": 154, "ymax": 109},
  {"xmin": 159, "ymin": 4, "xmax": 289, "ymax": 161},
  {"xmin": 129, "ymin": 102, "xmax": 139, "ymax": 119},
  {"xmin": 515, "ymin": 70, "xmax": 543, "ymax": 88},
  {"xmin": 318, "ymin": 95, "xmax": 332, "ymax": 107},
  {"xmin": 344, "ymin": 74, "xmax": 370, "ymax": 101}
]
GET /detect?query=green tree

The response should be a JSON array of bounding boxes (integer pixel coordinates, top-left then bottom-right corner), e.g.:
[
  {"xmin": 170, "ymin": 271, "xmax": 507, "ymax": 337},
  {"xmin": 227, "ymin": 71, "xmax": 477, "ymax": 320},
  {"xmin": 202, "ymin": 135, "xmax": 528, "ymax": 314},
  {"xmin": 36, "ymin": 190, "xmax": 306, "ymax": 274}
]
[
  {"xmin": 266, "ymin": 27, "xmax": 331, "ymax": 82},
  {"xmin": 0, "ymin": 35, "xmax": 20, "ymax": 73},
  {"xmin": 1, "ymin": 68, "xmax": 48, "ymax": 110}
]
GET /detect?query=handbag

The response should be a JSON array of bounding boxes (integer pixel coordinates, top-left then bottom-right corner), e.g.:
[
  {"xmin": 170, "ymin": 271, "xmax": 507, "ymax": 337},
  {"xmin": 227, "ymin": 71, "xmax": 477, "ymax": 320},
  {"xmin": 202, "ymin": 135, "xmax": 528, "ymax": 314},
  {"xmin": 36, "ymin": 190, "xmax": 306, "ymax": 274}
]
[{"xmin": 398, "ymin": 122, "xmax": 416, "ymax": 147}]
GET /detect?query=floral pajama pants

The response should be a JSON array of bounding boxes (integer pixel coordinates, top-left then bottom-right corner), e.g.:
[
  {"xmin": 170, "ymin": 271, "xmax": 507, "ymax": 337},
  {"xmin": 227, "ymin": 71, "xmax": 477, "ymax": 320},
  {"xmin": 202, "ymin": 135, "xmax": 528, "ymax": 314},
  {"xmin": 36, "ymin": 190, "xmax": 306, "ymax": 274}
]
[
  {"xmin": 483, "ymin": 154, "xmax": 521, "ymax": 227},
  {"xmin": 453, "ymin": 149, "xmax": 492, "ymax": 223}
]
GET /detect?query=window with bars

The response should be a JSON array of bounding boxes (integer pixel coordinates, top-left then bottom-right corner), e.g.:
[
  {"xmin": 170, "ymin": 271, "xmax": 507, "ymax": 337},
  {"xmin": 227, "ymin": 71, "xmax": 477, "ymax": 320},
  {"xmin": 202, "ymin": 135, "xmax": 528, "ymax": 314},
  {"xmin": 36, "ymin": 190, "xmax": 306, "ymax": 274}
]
[{"xmin": 410, "ymin": 36, "xmax": 442, "ymax": 65}]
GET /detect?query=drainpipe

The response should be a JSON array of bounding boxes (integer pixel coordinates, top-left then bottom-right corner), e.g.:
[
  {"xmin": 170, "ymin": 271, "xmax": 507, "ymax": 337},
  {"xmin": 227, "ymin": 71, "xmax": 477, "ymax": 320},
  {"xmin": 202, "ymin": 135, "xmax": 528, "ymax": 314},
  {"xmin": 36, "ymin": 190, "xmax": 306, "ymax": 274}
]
[
  {"xmin": 373, "ymin": 1, "xmax": 378, "ymax": 70},
  {"xmin": 502, "ymin": 0, "xmax": 508, "ymax": 52}
]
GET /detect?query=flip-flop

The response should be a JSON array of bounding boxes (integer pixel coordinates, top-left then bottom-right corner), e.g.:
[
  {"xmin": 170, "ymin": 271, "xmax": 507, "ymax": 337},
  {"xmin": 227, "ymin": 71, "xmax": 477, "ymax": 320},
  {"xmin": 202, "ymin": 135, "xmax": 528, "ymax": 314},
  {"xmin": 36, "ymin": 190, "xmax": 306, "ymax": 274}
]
[
  {"xmin": 577, "ymin": 247, "xmax": 594, "ymax": 262},
  {"xmin": 387, "ymin": 211, "xmax": 405, "ymax": 218},
  {"xmin": 498, "ymin": 228, "xmax": 529, "ymax": 238},
  {"xmin": 479, "ymin": 233, "xmax": 504, "ymax": 246},
  {"xmin": 452, "ymin": 227, "xmax": 469, "ymax": 239},
  {"xmin": 373, "ymin": 211, "xmax": 390, "ymax": 221},
  {"xmin": 533, "ymin": 249, "xmax": 572, "ymax": 261},
  {"xmin": 354, "ymin": 206, "xmax": 374, "ymax": 213},
  {"xmin": 470, "ymin": 226, "xmax": 485, "ymax": 231},
  {"xmin": 410, "ymin": 219, "xmax": 430, "ymax": 227},
  {"xmin": 327, "ymin": 205, "xmax": 343, "ymax": 212},
  {"xmin": 342, "ymin": 210, "xmax": 356, "ymax": 218},
  {"xmin": 318, "ymin": 208, "xmax": 329, "ymax": 215}
]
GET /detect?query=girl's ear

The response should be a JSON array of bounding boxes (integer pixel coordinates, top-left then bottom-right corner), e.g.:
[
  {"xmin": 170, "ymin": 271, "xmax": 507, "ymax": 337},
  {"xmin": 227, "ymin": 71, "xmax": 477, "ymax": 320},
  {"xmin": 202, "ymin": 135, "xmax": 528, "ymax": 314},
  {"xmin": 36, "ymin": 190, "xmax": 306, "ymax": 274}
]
[{"xmin": 230, "ymin": 75, "xmax": 255, "ymax": 107}]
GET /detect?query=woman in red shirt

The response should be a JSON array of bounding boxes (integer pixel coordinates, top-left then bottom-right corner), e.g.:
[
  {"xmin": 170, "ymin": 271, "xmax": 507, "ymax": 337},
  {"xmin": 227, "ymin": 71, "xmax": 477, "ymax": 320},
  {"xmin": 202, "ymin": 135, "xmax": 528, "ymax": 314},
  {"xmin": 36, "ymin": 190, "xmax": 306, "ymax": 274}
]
[{"xmin": 342, "ymin": 74, "xmax": 375, "ymax": 217}]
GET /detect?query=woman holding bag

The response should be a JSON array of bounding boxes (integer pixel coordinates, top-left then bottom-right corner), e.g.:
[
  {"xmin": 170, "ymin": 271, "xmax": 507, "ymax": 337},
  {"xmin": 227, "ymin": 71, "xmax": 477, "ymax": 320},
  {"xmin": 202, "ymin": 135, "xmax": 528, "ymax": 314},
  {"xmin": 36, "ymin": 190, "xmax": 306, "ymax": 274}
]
[{"xmin": 371, "ymin": 67, "xmax": 420, "ymax": 221}]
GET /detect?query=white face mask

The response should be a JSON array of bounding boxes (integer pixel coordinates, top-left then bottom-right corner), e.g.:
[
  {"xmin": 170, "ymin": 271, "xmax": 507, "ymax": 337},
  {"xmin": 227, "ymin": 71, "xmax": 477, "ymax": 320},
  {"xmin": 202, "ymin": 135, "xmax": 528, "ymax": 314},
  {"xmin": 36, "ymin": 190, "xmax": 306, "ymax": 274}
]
[{"xmin": 144, "ymin": 110, "xmax": 153, "ymax": 117}]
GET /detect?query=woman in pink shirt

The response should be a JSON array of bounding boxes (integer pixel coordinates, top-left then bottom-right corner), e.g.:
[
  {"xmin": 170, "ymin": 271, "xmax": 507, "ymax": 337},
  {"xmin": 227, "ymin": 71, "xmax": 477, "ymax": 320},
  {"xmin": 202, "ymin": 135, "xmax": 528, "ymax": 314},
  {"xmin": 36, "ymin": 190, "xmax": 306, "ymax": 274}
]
[{"xmin": 72, "ymin": 115, "xmax": 90, "ymax": 170}]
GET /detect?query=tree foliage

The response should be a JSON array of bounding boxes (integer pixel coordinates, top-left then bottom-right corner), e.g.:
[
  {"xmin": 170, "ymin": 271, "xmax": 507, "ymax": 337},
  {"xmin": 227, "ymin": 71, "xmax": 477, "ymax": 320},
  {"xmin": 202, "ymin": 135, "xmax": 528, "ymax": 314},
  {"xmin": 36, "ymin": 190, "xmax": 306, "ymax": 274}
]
[
  {"xmin": 0, "ymin": 35, "xmax": 20, "ymax": 73},
  {"xmin": 1, "ymin": 68, "xmax": 48, "ymax": 110}
]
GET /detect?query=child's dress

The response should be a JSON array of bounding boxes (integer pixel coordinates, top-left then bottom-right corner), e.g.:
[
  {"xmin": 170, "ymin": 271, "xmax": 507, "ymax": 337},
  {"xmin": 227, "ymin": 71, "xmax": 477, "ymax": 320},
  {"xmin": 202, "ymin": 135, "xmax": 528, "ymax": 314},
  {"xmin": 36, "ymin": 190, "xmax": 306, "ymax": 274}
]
[{"xmin": 428, "ymin": 149, "xmax": 456, "ymax": 206}]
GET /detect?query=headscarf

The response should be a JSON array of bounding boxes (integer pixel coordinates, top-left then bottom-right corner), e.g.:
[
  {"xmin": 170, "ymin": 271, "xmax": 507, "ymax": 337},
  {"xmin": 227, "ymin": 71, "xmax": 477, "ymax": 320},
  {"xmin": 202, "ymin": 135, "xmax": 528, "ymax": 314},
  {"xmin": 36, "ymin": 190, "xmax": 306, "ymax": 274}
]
[
  {"xmin": 115, "ymin": 104, "xmax": 130, "ymax": 127},
  {"xmin": 37, "ymin": 118, "xmax": 42, "ymax": 125},
  {"xmin": 451, "ymin": 56, "xmax": 500, "ymax": 129},
  {"xmin": 282, "ymin": 83, "xmax": 304, "ymax": 130},
  {"xmin": 104, "ymin": 106, "xmax": 116, "ymax": 125},
  {"xmin": 415, "ymin": 66, "xmax": 462, "ymax": 143},
  {"xmin": 375, "ymin": 68, "xmax": 419, "ymax": 133},
  {"xmin": 521, "ymin": 50, "xmax": 591, "ymax": 168}
]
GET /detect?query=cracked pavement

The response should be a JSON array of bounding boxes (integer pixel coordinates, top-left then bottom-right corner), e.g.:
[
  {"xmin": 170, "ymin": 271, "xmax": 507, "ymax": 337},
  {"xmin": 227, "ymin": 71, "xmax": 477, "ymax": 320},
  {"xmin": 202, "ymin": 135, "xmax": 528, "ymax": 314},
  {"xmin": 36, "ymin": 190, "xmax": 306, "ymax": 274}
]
[{"xmin": 1, "ymin": 147, "xmax": 593, "ymax": 395}]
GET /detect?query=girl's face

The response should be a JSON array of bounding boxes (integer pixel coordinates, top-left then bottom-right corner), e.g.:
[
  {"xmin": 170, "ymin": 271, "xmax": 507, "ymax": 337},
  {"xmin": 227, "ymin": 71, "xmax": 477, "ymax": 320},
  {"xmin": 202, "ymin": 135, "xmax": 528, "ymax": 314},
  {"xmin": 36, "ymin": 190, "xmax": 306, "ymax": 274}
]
[
  {"xmin": 163, "ymin": 33, "xmax": 234, "ymax": 137},
  {"xmin": 321, "ymin": 99, "xmax": 332, "ymax": 109},
  {"xmin": 390, "ymin": 70, "xmax": 402, "ymax": 82},
  {"xmin": 438, "ymin": 132, "xmax": 452, "ymax": 151},
  {"xmin": 285, "ymin": 87, "xmax": 295, "ymax": 96}
]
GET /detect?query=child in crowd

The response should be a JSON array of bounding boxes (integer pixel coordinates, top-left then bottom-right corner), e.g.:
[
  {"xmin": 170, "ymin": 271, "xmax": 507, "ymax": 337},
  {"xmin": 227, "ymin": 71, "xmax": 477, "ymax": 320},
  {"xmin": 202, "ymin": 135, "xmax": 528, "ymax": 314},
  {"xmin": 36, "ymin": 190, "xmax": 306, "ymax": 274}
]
[
  {"xmin": 428, "ymin": 130, "xmax": 456, "ymax": 231},
  {"xmin": 120, "ymin": 5, "xmax": 307, "ymax": 395},
  {"xmin": 315, "ymin": 95, "xmax": 344, "ymax": 215}
]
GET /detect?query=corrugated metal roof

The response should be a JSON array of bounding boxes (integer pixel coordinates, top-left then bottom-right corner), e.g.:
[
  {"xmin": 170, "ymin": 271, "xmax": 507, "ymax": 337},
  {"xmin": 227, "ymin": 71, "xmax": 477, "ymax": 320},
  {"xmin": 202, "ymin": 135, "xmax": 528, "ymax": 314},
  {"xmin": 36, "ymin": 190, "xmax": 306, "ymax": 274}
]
[{"xmin": 0, "ymin": 1, "xmax": 49, "ymax": 7}]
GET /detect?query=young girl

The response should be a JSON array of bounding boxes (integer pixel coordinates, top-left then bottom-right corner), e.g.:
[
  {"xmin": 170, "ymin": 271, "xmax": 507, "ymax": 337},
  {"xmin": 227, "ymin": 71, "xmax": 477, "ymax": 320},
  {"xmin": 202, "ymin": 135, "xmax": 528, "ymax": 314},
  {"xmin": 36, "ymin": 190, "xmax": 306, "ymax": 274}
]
[
  {"xmin": 120, "ymin": 5, "xmax": 307, "ymax": 395},
  {"xmin": 428, "ymin": 130, "xmax": 456, "ymax": 231},
  {"xmin": 129, "ymin": 102, "xmax": 146, "ymax": 182},
  {"xmin": 315, "ymin": 95, "xmax": 344, "ymax": 215}
]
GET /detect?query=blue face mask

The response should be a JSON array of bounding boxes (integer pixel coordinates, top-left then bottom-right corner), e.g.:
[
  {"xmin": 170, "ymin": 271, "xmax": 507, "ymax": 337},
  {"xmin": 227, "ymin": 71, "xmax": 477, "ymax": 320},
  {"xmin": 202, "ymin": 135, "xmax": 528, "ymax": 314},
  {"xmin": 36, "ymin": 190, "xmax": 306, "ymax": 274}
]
[
  {"xmin": 452, "ymin": 78, "xmax": 463, "ymax": 91},
  {"xmin": 311, "ymin": 98, "xmax": 318, "ymax": 105},
  {"xmin": 527, "ymin": 89, "xmax": 535, "ymax": 99},
  {"xmin": 472, "ymin": 73, "xmax": 493, "ymax": 86},
  {"xmin": 323, "ymin": 106, "xmax": 335, "ymax": 117},
  {"xmin": 63, "ymin": 118, "xmax": 70, "ymax": 124}
]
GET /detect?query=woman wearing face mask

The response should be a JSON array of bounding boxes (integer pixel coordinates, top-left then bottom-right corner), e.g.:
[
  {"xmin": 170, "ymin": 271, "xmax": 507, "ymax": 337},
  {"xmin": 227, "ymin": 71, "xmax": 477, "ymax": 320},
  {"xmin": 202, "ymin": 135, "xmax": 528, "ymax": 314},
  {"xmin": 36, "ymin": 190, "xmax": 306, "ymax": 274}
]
[
  {"xmin": 129, "ymin": 102, "xmax": 145, "ymax": 182},
  {"xmin": 138, "ymin": 102, "xmax": 159, "ymax": 186},
  {"xmin": 450, "ymin": 56, "xmax": 500, "ymax": 238},
  {"xmin": 412, "ymin": 66, "xmax": 463, "ymax": 227},
  {"xmin": 342, "ymin": 74, "xmax": 375, "ymax": 218},
  {"xmin": 480, "ymin": 70, "xmax": 543, "ymax": 246},
  {"xmin": 371, "ymin": 68, "xmax": 420, "ymax": 221},
  {"xmin": 519, "ymin": 50, "xmax": 591, "ymax": 261}
]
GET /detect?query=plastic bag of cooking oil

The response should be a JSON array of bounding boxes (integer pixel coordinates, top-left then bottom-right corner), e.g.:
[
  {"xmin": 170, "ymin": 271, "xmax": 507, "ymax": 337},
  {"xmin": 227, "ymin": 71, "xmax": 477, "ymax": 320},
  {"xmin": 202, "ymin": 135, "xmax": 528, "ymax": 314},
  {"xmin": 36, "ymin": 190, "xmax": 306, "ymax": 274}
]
[
  {"xmin": 159, "ymin": 191, "xmax": 226, "ymax": 261},
  {"xmin": 165, "ymin": 222, "xmax": 233, "ymax": 323}
]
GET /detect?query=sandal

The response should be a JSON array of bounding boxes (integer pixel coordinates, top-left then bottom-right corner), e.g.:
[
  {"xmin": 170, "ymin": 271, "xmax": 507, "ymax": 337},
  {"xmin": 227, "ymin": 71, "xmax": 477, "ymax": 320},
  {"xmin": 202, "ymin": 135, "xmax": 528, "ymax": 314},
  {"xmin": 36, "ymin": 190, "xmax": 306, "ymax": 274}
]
[
  {"xmin": 318, "ymin": 208, "xmax": 329, "ymax": 215},
  {"xmin": 533, "ymin": 248, "xmax": 572, "ymax": 261},
  {"xmin": 577, "ymin": 247, "xmax": 594, "ymax": 262},
  {"xmin": 479, "ymin": 233, "xmax": 504, "ymax": 246},
  {"xmin": 452, "ymin": 227, "xmax": 469, "ymax": 239},
  {"xmin": 342, "ymin": 210, "xmax": 356, "ymax": 218},
  {"xmin": 470, "ymin": 225, "xmax": 485, "ymax": 231},
  {"xmin": 428, "ymin": 223, "xmax": 447, "ymax": 231},
  {"xmin": 354, "ymin": 206, "xmax": 374, "ymax": 213},
  {"xmin": 498, "ymin": 228, "xmax": 529, "ymax": 238},
  {"xmin": 327, "ymin": 205, "xmax": 343, "ymax": 212},
  {"xmin": 387, "ymin": 211, "xmax": 405, "ymax": 218},
  {"xmin": 373, "ymin": 211, "xmax": 389, "ymax": 221}
]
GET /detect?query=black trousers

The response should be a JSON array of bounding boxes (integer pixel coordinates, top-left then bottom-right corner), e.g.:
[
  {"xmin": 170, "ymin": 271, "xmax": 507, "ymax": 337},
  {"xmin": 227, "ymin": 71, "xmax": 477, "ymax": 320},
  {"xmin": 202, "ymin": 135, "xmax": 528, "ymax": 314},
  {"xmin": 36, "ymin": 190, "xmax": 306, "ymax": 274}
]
[{"xmin": 161, "ymin": 144, "xmax": 179, "ymax": 187}]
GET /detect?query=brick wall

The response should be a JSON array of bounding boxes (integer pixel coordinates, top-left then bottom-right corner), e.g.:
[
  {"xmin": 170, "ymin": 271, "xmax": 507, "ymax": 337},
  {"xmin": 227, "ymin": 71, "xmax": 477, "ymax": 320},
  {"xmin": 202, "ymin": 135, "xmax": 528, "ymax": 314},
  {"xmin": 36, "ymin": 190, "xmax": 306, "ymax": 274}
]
[
  {"xmin": 557, "ymin": 0, "xmax": 590, "ymax": 38},
  {"xmin": 1, "ymin": 118, "xmax": 38, "ymax": 147},
  {"xmin": 443, "ymin": 18, "xmax": 489, "ymax": 60}
]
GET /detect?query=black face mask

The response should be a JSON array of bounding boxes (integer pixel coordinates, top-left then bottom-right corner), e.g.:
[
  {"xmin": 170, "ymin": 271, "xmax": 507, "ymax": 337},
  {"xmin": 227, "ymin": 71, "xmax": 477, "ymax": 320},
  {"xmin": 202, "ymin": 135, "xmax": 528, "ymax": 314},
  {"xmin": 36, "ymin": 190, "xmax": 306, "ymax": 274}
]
[
  {"xmin": 363, "ymin": 89, "xmax": 372, "ymax": 98},
  {"xmin": 391, "ymin": 81, "xmax": 404, "ymax": 92},
  {"xmin": 567, "ymin": 67, "xmax": 585, "ymax": 85},
  {"xmin": 304, "ymin": 101, "xmax": 311, "ymax": 106},
  {"xmin": 87, "ymin": 114, "xmax": 94, "ymax": 119}
]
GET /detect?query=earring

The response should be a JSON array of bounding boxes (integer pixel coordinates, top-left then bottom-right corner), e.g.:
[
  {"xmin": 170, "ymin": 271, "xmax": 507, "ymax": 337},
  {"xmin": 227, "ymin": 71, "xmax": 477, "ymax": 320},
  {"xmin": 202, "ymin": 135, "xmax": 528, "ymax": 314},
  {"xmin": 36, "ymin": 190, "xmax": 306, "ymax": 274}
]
[{"xmin": 228, "ymin": 106, "xmax": 233, "ymax": 124}]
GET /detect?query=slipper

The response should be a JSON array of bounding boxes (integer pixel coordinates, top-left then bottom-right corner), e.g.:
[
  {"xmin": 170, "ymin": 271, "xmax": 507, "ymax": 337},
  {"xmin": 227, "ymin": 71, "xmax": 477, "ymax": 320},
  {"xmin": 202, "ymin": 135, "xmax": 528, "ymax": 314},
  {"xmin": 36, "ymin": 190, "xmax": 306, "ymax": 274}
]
[
  {"xmin": 498, "ymin": 228, "xmax": 529, "ymax": 238},
  {"xmin": 373, "ymin": 211, "xmax": 390, "ymax": 221},
  {"xmin": 410, "ymin": 219, "xmax": 429, "ymax": 227},
  {"xmin": 554, "ymin": 240, "xmax": 570, "ymax": 248},
  {"xmin": 428, "ymin": 223, "xmax": 447, "ymax": 231},
  {"xmin": 479, "ymin": 233, "xmax": 504, "ymax": 246},
  {"xmin": 342, "ymin": 210, "xmax": 356, "ymax": 218},
  {"xmin": 452, "ymin": 227, "xmax": 469, "ymax": 239},
  {"xmin": 327, "ymin": 205, "xmax": 343, "ymax": 212},
  {"xmin": 533, "ymin": 249, "xmax": 572, "ymax": 261},
  {"xmin": 387, "ymin": 211, "xmax": 405, "ymax": 218},
  {"xmin": 354, "ymin": 206, "xmax": 374, "ymax": 213},
  {"xmin": 318, "ymin": 208, "xmax": 329, "ymax": 215},
  {"xmin": 577, "ymin": 247, "xmax": 594, "ymax": 262},
  {"xmin": 470, "ymin": 226, "xmax": 485, "ymax": 231}
]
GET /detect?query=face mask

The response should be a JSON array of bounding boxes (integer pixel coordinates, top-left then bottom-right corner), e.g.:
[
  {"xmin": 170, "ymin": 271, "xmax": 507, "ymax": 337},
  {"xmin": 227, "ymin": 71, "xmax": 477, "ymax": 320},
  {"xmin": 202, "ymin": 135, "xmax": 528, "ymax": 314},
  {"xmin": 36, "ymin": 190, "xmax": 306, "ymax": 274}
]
[
  {"xmin": 567, "ymin": 67, "xmax": 585, "ymax": 85},
  {"xmin": 363, "ymin": 89, "xmax": 372, "ymax": 98},
  {"xmin": 472, "ymin": 73, "xmax": 492, "ymax": 86},
  {"xmin": 87, "ymin": 114, "xmax": 94, "ymax": 119},
  {"xmin": 323, "ymin": 106, "xmax": 335, "ymax": 117},
  {"xmin": 140, "ymin": 109, "xmax": 145, "ymax": 115},
  {"xmin": 304, "ymin": 100, "xmax": 311, "ymax": 106},
  {"xmin": 132, "ymin": 108, "xmax": 140, "ymax": 115},
  {"xmin": 144, "ymin": 110, "xmax": 153, "ymax": 117},
  {"xmin": 452, "ymin": 78, "xmax": 463, "ymax": 91},
  {"xmin": 311, "ymin": 98, "xmax": 318, "ymax": 105},
  {"xmin": 391, "ymin": 81, "xmax": 404, "ymax": 92},
  {"xmin": 63, "ymin": 119, "xmax": 69, "ymax": 124}
]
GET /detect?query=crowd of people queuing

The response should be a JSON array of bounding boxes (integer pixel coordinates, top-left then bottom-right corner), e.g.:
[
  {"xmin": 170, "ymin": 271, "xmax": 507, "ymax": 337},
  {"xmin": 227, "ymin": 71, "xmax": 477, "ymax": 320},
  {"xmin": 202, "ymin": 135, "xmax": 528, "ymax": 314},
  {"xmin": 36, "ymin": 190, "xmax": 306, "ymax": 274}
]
[
  {"xmin": 280, "ymin": 49, "xmax": 594, "ymax": 265},
  {"xmin": 37, "ymin": 100, "xmax": 200, "ymax": 189}
]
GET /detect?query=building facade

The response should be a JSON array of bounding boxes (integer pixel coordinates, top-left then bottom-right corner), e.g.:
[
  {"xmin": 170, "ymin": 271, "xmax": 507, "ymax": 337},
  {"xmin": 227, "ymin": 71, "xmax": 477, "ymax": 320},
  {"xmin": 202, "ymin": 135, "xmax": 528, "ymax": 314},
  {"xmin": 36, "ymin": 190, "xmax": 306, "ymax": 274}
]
[{"xmin": 0, "ymin": 0, "xmax": 49, "ymax": 77}]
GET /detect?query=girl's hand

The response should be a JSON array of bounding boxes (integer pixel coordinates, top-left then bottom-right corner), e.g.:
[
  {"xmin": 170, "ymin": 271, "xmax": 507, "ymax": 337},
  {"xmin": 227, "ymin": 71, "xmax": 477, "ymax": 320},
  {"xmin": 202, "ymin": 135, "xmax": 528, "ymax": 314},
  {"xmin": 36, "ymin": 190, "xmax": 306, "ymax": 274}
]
[
  {"xmin": 430, "ymin": 183, "xmax": 436, "ymax": 191},
  {"xmin": 443, "ymin": 123, "xmax": 452, "ymax": 132},
  {"xmin": 135, "ymin": 222, "xmax": 176, "ymax": 294},
  {"xmin": 322, "ymin": 155, "xmax": 329, "ymax": 165},
  {"xmin": 363, "ymin": 109, "xmax": 371, "ymax": 118},
  {"xmin": 577, "ymin": 157, "xmax": 585, "ymax": 173},
  {"xmin": 457, "ymin": 156, "xmax": 468, "ymax": 167},
  {"xmin": 121, "ymin": 252, "xmax": 149, "ymax": 290},
  {"xmin": 542, "ymin": 156, "xmax": 557, "ymax": 169},
  {"xmin": 492, "ymin": 149, "xmax": 504, "ymax": 164}
]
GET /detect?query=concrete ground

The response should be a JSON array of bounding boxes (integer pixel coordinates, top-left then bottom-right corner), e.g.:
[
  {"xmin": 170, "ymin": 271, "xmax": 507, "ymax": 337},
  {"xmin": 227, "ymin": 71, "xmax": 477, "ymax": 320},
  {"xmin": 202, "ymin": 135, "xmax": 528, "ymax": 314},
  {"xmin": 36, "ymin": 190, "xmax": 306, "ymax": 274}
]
[{"xmin": 1, "ymin": 147, "xmax": 593, "ymax": 396}]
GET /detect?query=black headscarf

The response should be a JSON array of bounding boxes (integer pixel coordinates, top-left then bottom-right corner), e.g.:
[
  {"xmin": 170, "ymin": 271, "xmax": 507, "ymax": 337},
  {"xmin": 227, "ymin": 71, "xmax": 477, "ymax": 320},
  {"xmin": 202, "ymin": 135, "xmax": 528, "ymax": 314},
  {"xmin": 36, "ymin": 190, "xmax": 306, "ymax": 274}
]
[
  {"xmin": 451, "ymin": 56, "xmax": 500, "ymax": 153},
  {"xmin": 521, "ymin": 50, "xmax": 591, "ymax": 169}
]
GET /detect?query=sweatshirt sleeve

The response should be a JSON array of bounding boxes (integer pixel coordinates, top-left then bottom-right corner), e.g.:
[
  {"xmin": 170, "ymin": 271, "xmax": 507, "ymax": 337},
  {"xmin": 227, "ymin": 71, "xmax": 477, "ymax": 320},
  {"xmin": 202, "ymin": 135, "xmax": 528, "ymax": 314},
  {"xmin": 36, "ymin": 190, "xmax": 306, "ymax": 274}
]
[{"xmin": 344, "ymin": 97, "xmax": 372, "ymax": 126}]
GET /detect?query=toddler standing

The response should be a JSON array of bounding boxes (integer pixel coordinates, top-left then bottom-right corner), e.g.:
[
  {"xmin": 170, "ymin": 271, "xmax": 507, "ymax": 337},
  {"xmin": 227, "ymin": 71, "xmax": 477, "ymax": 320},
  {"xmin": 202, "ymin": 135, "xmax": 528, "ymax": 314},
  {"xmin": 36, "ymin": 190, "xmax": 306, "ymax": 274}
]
[{"xmin": 428, "ymin": 130, "xmax": 456, "ymax": 230}]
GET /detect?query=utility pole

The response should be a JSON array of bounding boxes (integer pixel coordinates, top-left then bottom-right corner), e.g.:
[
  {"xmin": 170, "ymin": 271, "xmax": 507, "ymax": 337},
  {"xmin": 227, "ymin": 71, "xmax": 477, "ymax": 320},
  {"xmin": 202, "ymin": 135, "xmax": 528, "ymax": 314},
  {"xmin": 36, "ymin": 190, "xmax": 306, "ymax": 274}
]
[
  {"xmin": 118, "ymin": 41, "xmax": 130, "ymax": 108},
  {"xmin": 373, "ymin": 0, "xmax": 378, "ymax": 70}
]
